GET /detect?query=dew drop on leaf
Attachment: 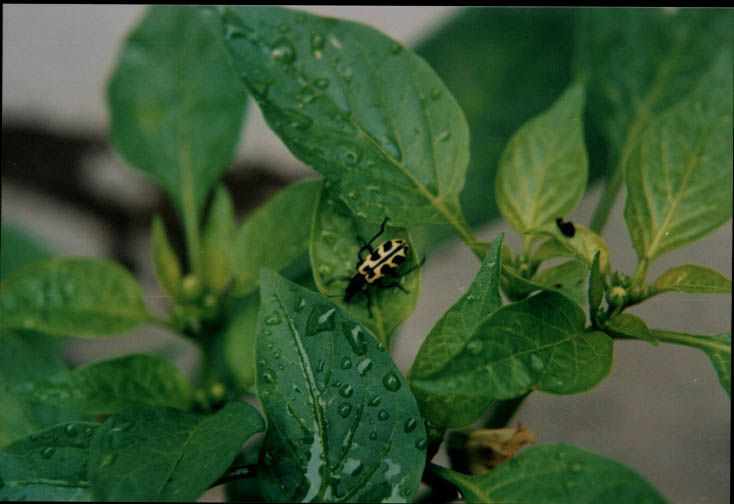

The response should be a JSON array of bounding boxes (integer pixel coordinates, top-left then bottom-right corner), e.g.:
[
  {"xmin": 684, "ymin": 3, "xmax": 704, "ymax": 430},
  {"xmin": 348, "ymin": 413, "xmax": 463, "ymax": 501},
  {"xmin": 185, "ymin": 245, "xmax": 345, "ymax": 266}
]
[
  {"xmin": 340, "ymin": 357, "xmax": 352, "ymax": 370},
  {"xmin": 64, "ymin": 424, "xmax": 78, "ymax": 438},
  {"xmin": 378, "ymin": 410, "xmax": 390, "ymax": 421},
  {"xmin": 368, "ymin": 395, "xmax": 382, "ymax": 407},
  {"xmin": 271, "ymin": 38, "xmax": 296, "ymax": 63},
  {"xmin": 262, "ymin": 369, "xmax": 278, "ymax": 384},
  {"xmin": 466, "ymin": 340, "xmax": 483, "ymax": 355},
  {"xmin": 265, "ymin": 313, "xmax": 281, "ymax": 326},
  {"xmin": 382, "ymin": 371, "xmax": 402, "ymax": 391},
  {"xmin": 344, "ymin": 323, "xmax": 368, "ymax": 355},
  {"xmin": 369, "ymin": 430, "xmax": 378, "ymax": 440},
  {"xmin": 530, "ymin": 354, "xmax": 544, "ymax": 371},
  {"xmin": 339, "ymin": 384, "xmax": 355, "ymax": 398},
  {"xmin": 307, "ymin": 308, "xmax": 336, "ymax": 334},
  {"xmin": 415, "ymin": 438, "xmax": 427, "ymax": 450},
  {"xmin": 357, "ymin": 358, "xmax": 373, "ymax": 375},
  {"xmin": 437, "ymin": 131, "xmax": 451, "ymax": 142},
  {"xmin": 338, "ymin": 403, "xmax": 353, "ymax": 418},
  {"xmin": 41, "ymin": 447, "xmax": 55, "ymax": 459},
  {"xmin": 100, "ymin": 453, "xmax": 116, "ymax": 467},
  {"xmin": 404, "ymin": 417, "xmax": 418, "ymax": 433}
]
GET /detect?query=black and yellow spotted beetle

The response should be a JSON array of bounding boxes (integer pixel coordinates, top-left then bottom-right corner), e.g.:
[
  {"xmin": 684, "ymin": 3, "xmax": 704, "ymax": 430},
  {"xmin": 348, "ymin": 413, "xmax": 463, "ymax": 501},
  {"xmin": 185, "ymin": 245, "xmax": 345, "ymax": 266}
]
[{"xmin": 344, "ymin": 217, "xmax": 424, "ymax": 316}]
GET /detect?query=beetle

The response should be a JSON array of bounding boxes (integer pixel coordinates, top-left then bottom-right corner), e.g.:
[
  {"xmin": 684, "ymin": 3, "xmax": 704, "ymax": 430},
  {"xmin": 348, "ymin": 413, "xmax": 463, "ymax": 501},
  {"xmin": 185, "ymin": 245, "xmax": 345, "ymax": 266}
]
[
  {"xmin": 343, "ymin": 217, "xmax": 423, "ymax": 316},
  {"xmin": 556, "ymin": 217, "xmax": 576, "ymax": 238}
]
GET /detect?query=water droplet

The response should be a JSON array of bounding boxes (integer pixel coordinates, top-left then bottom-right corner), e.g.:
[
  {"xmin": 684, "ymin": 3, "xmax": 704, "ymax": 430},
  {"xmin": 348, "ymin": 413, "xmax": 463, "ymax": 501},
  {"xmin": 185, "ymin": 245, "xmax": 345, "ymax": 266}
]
[
  {"xmin": 339, "ymin": 384, "xmax": 354, "ymax": 398},
  {"xmin": 338, "ymin": 403, "xmax": 353, "ymax": 418},
  {"xmin": 343, "ymin": 148, "xmax": 360, "ymax": 165},
  {"xmin": 265, "ymin": 313, "xmax": 281, "ymax": 326},
  {"xmin": 263, "ymin": 451, "xmax": 274, "ymax": 466},
  {"xmin": 357, "ymin": 358, "xmax": 373, "ymax": 375},
  {"xmin": 317, "ymin": 359, "xmax": 326, "ymax": 372},
  {"xmin": 341, "ymin": 67, "xmax": 354, "ymax": 83},
  {"xmin": 271, "ymin": 38, "xmax": 296, "ymax": 63},
  {"xmin": 381, "ymin": 135, "xmax": 402, "ymax": 160},
  {"xmin": 430, "ymin": 88, "xmax": 442, "ymax": 100},
  {"xmin": 344, "ymin": 323, "xmax": 368, "ymax": 355},
  {"xmin": 262, "ymin": 369, "xmax": 277, "ymax": 384},
  {"xmin": 404, "ymin": 417, "xmax": 418, "ymax": 433},
  {"xmin": 340, "ymin": 357, "xmax": 352, "ymax": 370},
  {"xmin": 415, "ymin": 438, "xmax": 427, "ymax": 450},
  {"xmin": 314, "ymin": 77, "xmax": 330, "ymax": 89},
  {"xmin": 378, "ymin": 409, "xmax": 390, "ymax": 421},
  {"xmin": 530, "ymin": 354, "xmax": 544, "ymax": 371},
  {"xmin": 318, "ymin": 264, "xmax": 333, "ymax": 276},
  {"xmin": 437, "ymin": 131, "xmax": 451, "ymax": 142},
  {"xmin": 369, "ymin": 430, "xmax": 378, "ymax": 440},
  {"xmin": 113, "ymin": 421, "xmax": 133, "ymax": 432},
  {"xmin": 466, "ymin": 340, "xmax": 483, "ymax": 355},
  {"xmin": 570, "ymin": 463, "xmax": 583, "ymax": 473},
  {"xmin": 307, "ymin": 308, "xmax": 336, "ymax": 334},
  {"xmin": 84, "ymin": 427, "xmax": 94, "ymax": 437},
  {"xmin": 41, "ymin": 447, "xmax": 55, "ymax": 459},
  {"xmin": 101, "ymin": 453, "xmax": 116, "ymax": 467},
  {"xmin": 296, "ymin": 298, "xmax": 307, "ymax": 313},
  {"xmin": 466, "ymin": 294, "xmax": 477, "ymax": 303},
  {"xmin": 64, "ymin": 424, "xmax": 78, "ymax": 437},
  {"xmin": 383, "ymin": 372, "xmax": 402, "ymax": 392},
  {"xmin": 282, "ymin": 108, "xmax": 313, "ymax": 131},
  {"xmin": 368, "ymin": 395, "xmax": 382, "ymax": 407},
  {"xmin": 293, "ymin": 384, "xmax": 302, "ymax": 394}
]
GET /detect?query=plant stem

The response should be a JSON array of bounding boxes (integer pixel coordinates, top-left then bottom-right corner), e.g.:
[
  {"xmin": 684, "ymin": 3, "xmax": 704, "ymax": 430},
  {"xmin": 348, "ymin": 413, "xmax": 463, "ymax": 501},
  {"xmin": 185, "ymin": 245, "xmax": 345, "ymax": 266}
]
[
  {"xmin": 182, "ymin": 198, "xmax": 202, "ymax": 276},
  {"xmin": 589, "ymin": 160, "xmax": 625, "ymax": 234}
]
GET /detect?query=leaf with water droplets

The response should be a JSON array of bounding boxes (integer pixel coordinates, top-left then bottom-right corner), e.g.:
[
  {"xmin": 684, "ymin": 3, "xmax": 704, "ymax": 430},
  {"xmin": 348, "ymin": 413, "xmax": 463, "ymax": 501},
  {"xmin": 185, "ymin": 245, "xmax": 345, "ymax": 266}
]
[
  {"xmin": 108, "ymin": 5, "xmax": 248, "ymax": 218},
  {"xmin": 0, "ymin": 258, "xmax": 151, "ymax": 337},
  {"xmin": 409, "ymin": 234, "xmax": 504, "ymax": 428},
  {"xmin": 10, "ymin": 354, "xmax": 192, "ymax": 414},
  {"xmin": 432, "ymin": 443, "xmax": 666, "ymax": 503},
  {"xmin": 214, "ymin": 6, "xmax": 472, "ymax": 231},
  {"xmin": 256, "ymin": 269, "xmax": 426, "ymax": 502},
  {"xmin": 231, "ymin": 178, "xmax": 322, "ymax": 297},
  {"xmin": 413, "ymin": 291, "xmax": 612, "ymax": 406},
  {"xmin": 310, "ymin": 181, "xmax": 421, "ymax": 346},
  {"xmin": 88, "ymin": 401, "xmax": 263, "ymax": 501},
  {"xmin": 0, "ymin": 422, "xmax": 99, "ymax": 501}
]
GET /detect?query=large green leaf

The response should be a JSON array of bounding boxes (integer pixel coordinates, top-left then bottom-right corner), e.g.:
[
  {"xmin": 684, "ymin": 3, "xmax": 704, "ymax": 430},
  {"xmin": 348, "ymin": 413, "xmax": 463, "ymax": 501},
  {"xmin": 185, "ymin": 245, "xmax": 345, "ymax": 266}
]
[
  {"xmin": 0, "ymin": 422, "xmax": 100, "ymax": 501},
  {"xmin": 650, "ymin": 264, "xmax": 732, "ymax": 297},
  {"xmin": 215, "ymin": 6, "xmax": 472, "ymax": 234},
  {"xmin": 605, "ymin": 313, "xmax": 657, "ymax": 346},
  {"xmin": 0, "ymin": 258, "xmax": 151, "ymax": 337},
  {"xmin": 0, "ymin": 222, "xmax": 53, "ymax": 278},
  {"xmin": 532, "ymin": 224, "xmax": 611, "ymax": 275},
  {"xmin": 624, "ymin": 50, "xmax": 733, "ymax": 263},
  {"xmin": 652, "ymin": 329, "xmax": 731, "ymax": 396},
  {"xmin": 310, "ymin": 181, "xmax": 421, "ymax": 346},
  {"xmin": 10, "ymin": 354, "xmax": 192, "ymax": 414},
  {"xmin": 108, "ymin": 5, "xmax": 247, "ymax": 216},
  {"xmin": 256, "ymin": 269, "xmax": 426, "ymax": 503},
  {"xmin": 0, "ymin": 330, "xmax": 81, "ymax": 448},
  {"xmin": 231, "ymin": 178, "xmax": 322, "ymax": 297},
  {"xmin": 89, "ymin": 401, "xmax": 264, "ymax": 501},
  {"xmin": 495, "ymin": 81, "xmax": 587, "ymax": 234},
  {"xmin": 409, "ymin": 234, "xmax": 503, "ymax": 428},
  {"xmin": 575, "ymin": 8, "xmax": 733, "ymax": 230},
  {"xmin": 432, "ymin": 443, "xmax": 666, "ymax": 503},
  {"xmin": 411, "ymin": 291, "xmax": 612, "ymax": 402}
]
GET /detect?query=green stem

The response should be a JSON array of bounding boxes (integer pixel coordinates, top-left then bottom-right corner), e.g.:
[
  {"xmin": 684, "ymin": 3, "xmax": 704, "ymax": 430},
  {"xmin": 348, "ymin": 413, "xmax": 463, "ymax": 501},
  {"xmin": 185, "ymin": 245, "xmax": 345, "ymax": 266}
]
[
  {"xmin": 182, "ymin": 198, "xmax": 202, "ymax": 276},
  {"xmin": 652, "ymin": 329, "xmax": 730, "ymax": 353},
  {"xmin": 631, "ymin": 257, "xmax": 649, "ymax": 289}
]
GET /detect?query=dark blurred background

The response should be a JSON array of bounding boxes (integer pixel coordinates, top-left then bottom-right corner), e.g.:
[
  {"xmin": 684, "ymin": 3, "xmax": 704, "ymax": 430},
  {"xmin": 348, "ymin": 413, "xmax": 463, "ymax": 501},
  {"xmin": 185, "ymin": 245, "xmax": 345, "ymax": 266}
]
[{"xmin": 2, "ymin": 6, "xmax": 730, "ymax": 503}]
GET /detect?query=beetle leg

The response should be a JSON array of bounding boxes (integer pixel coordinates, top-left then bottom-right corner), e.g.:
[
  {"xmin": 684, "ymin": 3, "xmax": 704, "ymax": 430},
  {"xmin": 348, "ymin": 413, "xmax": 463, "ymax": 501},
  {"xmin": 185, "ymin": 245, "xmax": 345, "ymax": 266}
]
[{"xmin": 379, "ymin": 278, "xmax": 410, "ymax": 294}]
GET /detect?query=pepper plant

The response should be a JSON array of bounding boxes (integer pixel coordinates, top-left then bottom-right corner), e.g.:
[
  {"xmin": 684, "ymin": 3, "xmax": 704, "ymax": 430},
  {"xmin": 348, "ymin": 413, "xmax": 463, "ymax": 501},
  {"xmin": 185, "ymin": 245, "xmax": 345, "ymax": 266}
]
[{"xmin": 1, "ymin": 6, "xmax": 730, "ymax": 503}]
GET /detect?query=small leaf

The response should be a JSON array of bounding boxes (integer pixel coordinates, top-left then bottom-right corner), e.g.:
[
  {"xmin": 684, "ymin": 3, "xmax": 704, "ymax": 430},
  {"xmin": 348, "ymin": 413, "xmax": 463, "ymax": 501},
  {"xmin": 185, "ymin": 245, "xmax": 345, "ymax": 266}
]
[
  {"xmin": 650, "ymin": 264, "xmax": 731, "ymax": 296},
  {"xmin": 624, "ymin": 49, "xmax": 733, "ymax": 262},
  {"xmin": 256, "ymin": 269, "xmax": 426, "ymax": 503},
  {"xmin": 530, "ymin": 224, "xmax": 611, "ymax": 274},
  {"xmin": 412, "ymin": 291, "xmax": 612, "ymax": 403},
  {"xmin": 216, "ymin": 6, "xmax": 472, "ymax": 231},
  {"xmin": 224, "ymin": 296, "xmax": 260, "ymax": 392},
  {"xmin": 89, "ymin": 401, "xmax": 264, "ymax": 501},
  {"xmin": 0, "ymin": 258, "xmax": 151, "ymax": 337},
  {"xmin": 432, "ymin": 443, "xmax": 666, "ymax": 503},
  {"xmin": 605, "ymin": 313, "xmax": 658, "ymax": 346},
  {"xmin": 11, "ymin": 354, "xmax": 192, "ymax": 414},
  {"xmin": 151, "ymin": 215, "xmax": 182, "ymax": 298},
  {"xmin": 0, "ymin": 222, "xmax": 53, "ymax": 278},
  {"xmin": 310, "ymin": 181, "xmax": 421, "ymax": 346},
  {"xmin": 532, "ymin": 260, "xmax": 589, "ymax": 306},
  {"xmin": 202, "ymin": 185, "xmax": 237, "ymax": 295},
  {"xmin": 231, "ymin": 178, "xmax": 321, "ymax": 297},
  {"xmin": 108, "ymin": 5, "xmax": 247, "ymax": 217},
  {"xmin": 0, "ymin": 422, "xmax": 100, "ymax": 501},
  {"xmin": 495, "ymin": 81, "xmax": 587, "ymax": 234},
  {"xmin": 652, "ymin": 329, "xmax": 730, "ymax": 396},
  {"xmin": 409, "ymin": 234, "xmax": 503, "ymax": 428}
]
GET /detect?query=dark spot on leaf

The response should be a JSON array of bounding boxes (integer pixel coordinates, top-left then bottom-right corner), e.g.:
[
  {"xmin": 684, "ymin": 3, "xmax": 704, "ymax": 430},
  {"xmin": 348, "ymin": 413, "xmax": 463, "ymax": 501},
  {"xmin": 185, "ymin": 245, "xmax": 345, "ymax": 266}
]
[{"xmin": 556, "ymin": 217, "xmax": 576, "ymax": 237}]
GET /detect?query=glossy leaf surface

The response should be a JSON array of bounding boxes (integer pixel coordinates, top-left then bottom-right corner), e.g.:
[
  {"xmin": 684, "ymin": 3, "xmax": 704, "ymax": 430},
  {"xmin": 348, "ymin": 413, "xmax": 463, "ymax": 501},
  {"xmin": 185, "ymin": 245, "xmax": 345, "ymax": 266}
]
[{"xmin": 650, "ymin": 264, "xmax": 731, "ymax": 296}]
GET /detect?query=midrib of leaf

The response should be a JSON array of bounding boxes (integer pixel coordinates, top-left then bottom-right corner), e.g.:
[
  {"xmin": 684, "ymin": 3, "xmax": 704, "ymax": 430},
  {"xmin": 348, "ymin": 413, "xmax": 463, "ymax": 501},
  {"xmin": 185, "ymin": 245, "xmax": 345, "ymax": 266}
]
[
  {"xmin": 7, "ymin": 478, "xmax": 91, "ymax": 489},
  {"xmin": 272, "ymin": 289, "xmax": 330, "ymax": 500},
  {"xmin": 590, "ymin": 24, "xmax": 688, "ymax": 233},
  {"xmin": 652, "ymin": 330, "xmax": 730, "ymax": 354},
  {"xmin": 643, "ymin": 119, "xmax": 715, "ymax": 261}
]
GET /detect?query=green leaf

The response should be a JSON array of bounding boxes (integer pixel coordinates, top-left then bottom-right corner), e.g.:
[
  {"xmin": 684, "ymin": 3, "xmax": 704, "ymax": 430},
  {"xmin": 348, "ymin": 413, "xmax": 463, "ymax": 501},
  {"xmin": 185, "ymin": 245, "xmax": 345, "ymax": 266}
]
[
  {"xmin": 432, "ymin": 443, "xmax": 666, "ymax": 503},
  {"xmin": 0, "ymin": 330, "xmax": 82, "ymax": 448},
  {"xmin": 495, "ymin": 81, "xmax": 587, "ymax": 234},
  {"xmin": 0, "ymin": 422, "xmax": 100, "ymax": 501},
  {"xmin": 89, "ymin": 401, "xmax": 264, "ymax": 501},
  {"xmin": 256, "ymin": 269, "xmax": 426, "ymax": 503},
  {"xmin": 202, "ymin": 185, "xmax": 237, "ymax": 295},
  {"xmin": 531, "ymin": 224, "xmax": 611, "ymax": 274},
  {"xmin": 605, "ymin": 313, "xmax": 657, "ymax": 346},
  {"xmin": 216, "ymin": 6, "xmax": 472, "ymax": 233},
  {"xmin": 231, "ymin": 178, "xmax": 321, "ymax": 297},
  {"xmin": 151, "ymin": 215, "xmax": 182, "ymax": 298},
  {"xmin": 409, "ymin": 234, "xmax": 503, "ymax": 428},
  {"xmin": 624, "ymin": 49, "xmax": 733, "ymax": 263},
  {"xmin": 108, "ymin": 5, "xmax": 247, "ymax": 217},
  {"xmin": 652, "ymin": 329, "xmax": 731, "ymax": 396},
  {"xmin": 10, "ymin": 354, "xmax": 192, "ymax": 414},
  {"xmin": 411, "ymin": 291, "xmax": 612, "ymax": 402},
  {"xmin": 650, "ymin": 264, "xmax": 732, "ymax": 296},
  {"xmin": 0, "ymin": 223, "xmax": 53, "ymax": 278},
  {"xmin": 532, "ymin": 260, "xmax": 589, "ymax": 306},
  {"xmin": 310, "ymin": 181, "xmax": 421, "ymax": 346},
  {"xmin": 224, "ymin": 296, "xmax": 260, "ymax": 392},
  {"xmin": 0, "ymin": 258, "xmax": 151, "ymax": 337}
]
